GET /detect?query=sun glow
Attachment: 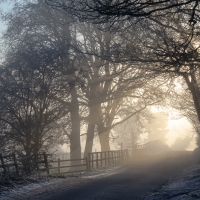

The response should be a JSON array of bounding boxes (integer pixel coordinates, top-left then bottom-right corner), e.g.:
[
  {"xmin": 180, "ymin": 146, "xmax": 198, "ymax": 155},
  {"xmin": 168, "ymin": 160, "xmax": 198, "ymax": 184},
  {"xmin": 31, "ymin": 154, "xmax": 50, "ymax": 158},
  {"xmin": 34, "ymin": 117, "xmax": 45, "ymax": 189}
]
[{"xmin": 167, "ymin": 117, "xmax": 197, "ymax": 150}]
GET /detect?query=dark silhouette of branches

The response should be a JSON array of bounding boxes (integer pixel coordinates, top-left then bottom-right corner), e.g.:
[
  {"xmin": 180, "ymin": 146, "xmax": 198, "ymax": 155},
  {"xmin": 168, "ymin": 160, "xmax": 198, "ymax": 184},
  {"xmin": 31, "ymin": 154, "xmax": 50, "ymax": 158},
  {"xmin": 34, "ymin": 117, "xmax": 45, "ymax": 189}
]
[{"xmin": 46, "ymin": 0, "xmax": 200, "ymax": 26}]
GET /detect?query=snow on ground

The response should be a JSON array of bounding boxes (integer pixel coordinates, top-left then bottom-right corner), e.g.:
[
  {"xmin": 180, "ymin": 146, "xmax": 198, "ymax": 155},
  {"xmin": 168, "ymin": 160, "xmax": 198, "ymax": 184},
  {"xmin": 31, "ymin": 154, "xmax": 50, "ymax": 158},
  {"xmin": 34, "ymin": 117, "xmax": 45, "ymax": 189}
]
[
  {"xmin": 2, "ymin": 162, "xmax": 200, "ymax": 200},
  {"xmin": 81, "ymin": 165, "xmax": 124, "ymax": 179},
  {"xmin": 0, "ymin": 165, "xmax": 124, "ymax": 200},
  {"xmin": 145, "ymin": 164, "xmax": 200, "ymax": 200}
]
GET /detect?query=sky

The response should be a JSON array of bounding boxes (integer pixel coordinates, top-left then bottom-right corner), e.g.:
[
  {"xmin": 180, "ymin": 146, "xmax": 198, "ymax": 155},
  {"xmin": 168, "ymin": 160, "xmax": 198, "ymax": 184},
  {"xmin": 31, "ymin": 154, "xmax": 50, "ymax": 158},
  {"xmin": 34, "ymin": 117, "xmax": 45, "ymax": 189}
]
[{"xmin": 0, "ymin": 1, "xmax": 13, "ymax": 33}]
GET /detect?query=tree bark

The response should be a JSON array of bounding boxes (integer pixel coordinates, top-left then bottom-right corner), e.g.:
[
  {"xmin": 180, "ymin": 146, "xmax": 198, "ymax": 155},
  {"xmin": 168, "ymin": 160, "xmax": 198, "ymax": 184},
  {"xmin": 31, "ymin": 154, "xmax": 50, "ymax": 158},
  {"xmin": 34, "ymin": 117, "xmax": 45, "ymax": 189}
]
[
  {"xmin": 98, "ymin": 130, "xmax": 110, "ymax": 151},
  {"xmin": 84, "ymin": 105, "xmax": 98, "ymax": 157},
  {"xmin": 69, "ymin": 86, "xmax": 81, "ymax": 168}
]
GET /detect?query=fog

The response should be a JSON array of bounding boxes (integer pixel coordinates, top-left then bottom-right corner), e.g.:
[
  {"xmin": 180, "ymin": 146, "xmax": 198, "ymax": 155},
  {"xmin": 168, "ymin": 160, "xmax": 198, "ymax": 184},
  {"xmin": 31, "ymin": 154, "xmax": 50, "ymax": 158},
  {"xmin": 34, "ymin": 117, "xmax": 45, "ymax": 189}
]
[{"xmin": 0, "ymin": 0, "xmax": 200, "ymax": 186}]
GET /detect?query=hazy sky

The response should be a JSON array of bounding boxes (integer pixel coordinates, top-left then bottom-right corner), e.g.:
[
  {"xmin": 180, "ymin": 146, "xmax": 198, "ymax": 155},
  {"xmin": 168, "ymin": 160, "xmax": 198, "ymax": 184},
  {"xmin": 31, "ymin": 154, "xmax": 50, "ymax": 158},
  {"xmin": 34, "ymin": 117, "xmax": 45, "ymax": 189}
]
[{"xmin": 0, "ymin": 1, "xmax": 13, "ymax": 33}]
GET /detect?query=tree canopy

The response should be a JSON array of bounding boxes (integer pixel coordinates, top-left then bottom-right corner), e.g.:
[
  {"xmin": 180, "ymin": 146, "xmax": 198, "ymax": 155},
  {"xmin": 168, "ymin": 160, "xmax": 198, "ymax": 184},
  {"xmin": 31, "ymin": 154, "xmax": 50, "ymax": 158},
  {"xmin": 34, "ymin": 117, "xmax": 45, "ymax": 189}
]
[{"xmin": 46, "ymin": 0, "xmax": 200, "ymax": 27}]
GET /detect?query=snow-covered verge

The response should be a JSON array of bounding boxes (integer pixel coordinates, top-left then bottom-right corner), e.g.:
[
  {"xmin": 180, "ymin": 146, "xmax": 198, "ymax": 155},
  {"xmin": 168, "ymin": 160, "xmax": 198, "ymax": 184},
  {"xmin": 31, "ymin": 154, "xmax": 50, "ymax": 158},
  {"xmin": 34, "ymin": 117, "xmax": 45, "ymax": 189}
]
[
  {"xmin": 145, "ymin": 164, "xmax": 200, "ymax": 200},
  {"xmin": 2, "ymin": 161, "xmax": 200, "ymax": 200},
  {"xmin": 0, "ymin": 176, "xmax": 88, "ymax": 200},
  {"xmin": 0, "ymin": 166, "xmax": 124, "ymax": 200}
]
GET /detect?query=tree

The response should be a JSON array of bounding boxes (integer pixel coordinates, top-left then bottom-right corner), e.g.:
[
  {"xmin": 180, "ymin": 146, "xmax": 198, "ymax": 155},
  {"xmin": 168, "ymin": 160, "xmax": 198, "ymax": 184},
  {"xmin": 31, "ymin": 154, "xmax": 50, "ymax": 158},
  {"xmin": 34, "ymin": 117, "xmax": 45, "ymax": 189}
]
[
  {"xmin": 46, "ymin": 0, "xmax": 200, "ymax": 152},
  {"xmin": 46, "ymin": 0, "xmax": 199, "ymax": 26},
  {"xmin": 45, "ymin": 1, "xmax": 200, "ymax": 134},
  {"xmin": 165, "ymin": 76, "xmax": 200, "ymax": 144},
  {"xmin": 1, "ymin": 1, "xmax": 85, "ymax": 162},
  {"xmin": 75, "ymin": 22, "xmax": 169, "ymax": 155},
  {"xmin": 0, "ymin": 42, "xmax": 69, "ymax": 156},
  {"xmin": 113, "ymin": 108, "xmax": 152, "ymax": 149},
  {"xmin": 138, "ymin": 18, "xmax": 200, "ymax": 124}
]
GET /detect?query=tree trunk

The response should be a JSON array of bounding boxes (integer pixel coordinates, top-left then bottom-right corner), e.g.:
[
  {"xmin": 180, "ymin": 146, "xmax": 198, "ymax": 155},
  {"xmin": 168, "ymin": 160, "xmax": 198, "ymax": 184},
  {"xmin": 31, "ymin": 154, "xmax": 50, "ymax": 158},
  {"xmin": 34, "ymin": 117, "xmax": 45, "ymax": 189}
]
[
  {"xmin": 70, "ymin": 86, "xmax": 81, "ymax": 169},
  {"xmin": 84, "ymin": 105, "xmax": 98, "ymax": 157},
  {"xmin": 184, "ymin": 74, "xmax": 200, "ymax": 122},
  {"xmin": 98, "ymin": 130, "xmax": 110, "ymax": 151},
  {"xmin": 97, "ymin": 100, "xmax": 120, "ymax": 152}
]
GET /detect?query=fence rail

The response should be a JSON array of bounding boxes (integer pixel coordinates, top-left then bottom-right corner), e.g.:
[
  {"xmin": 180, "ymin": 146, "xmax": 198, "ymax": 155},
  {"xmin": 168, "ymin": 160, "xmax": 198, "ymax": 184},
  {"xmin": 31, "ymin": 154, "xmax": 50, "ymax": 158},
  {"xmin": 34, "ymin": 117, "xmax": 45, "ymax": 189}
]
[
  {"xmin": 87, "ymin": 149, "xmax": 129, "ymax": 170},
  {"xmin": 48, "ymin": 157, "xmax": 87, "ymax": 175},
  {"xmin": 0, "ymin": 149, "xmax": 129, "ymax": 176}
]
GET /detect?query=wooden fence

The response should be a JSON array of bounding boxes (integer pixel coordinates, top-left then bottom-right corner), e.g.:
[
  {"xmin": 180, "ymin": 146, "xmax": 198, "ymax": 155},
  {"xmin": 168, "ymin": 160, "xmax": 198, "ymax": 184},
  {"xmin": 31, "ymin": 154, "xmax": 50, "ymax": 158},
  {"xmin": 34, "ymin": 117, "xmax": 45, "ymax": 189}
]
[
  {"xmin": 0, "ymin": 152, "xmax": 50, "ymax": 176},
  {"xmin": 87, "ymin": 149, "xmax": 129, "ymax": 170},
  {"xmin": 48, "ymin": 157, "xmax": 87, "ymax": 175},
  {"xmin": 0, "ymin": 149, "xmax": 129, "ymax": 176},
  {"xmin": 0, "ymin": 153, "xmax": 19, "ymax": 175}
]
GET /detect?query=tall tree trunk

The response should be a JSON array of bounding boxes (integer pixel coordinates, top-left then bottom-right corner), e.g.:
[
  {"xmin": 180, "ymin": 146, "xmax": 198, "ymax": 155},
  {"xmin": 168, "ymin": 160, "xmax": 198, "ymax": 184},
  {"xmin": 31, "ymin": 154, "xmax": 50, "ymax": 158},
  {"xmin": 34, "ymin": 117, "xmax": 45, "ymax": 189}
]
[
  {"xmin": 84, "ymin": 105, "xmax": 98, "ymax": 157},
  {"xmin": 184, "ymin": 74, "xmax": 200, "ymax": 122},
  {"xmin": 70, "ymin": 86, "xmax": 81, "ymax": 168},
  {"xmin": 97, "ymin": 99, "xmax": 120, "ymax": 152},
  {"xmin": 98, "ymin": 130, "xmax": 110, "ymax": 151}
]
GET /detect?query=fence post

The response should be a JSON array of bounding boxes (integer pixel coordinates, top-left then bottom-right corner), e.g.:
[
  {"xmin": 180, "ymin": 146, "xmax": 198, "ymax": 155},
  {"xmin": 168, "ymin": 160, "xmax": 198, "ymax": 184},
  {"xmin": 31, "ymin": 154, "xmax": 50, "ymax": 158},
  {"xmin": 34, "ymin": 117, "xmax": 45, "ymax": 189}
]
[
  {"xmin": 13, "ymin": 153, "xmax": 19, "ymax": 175},
  {"xmin": 105, "ymin": 152, "xmax": 107, "ymax": 166},
  {"xmin": 58, "ymin": 158, "xmax": 60, "ymax": 175},
  {"xmin": 88, "ymin": 153, "xmax": 91, "ymax": 171},
  {"xmin": 101, "ymin": 152, "xmax": 102, "ymax": 167},
  {"xmin": 92, "ymin": 153, "xmax": 94, "ymax": 169},
  {"xmin": 124, "ymin": 150, "xmax": 126, "ymax": 161},
  {"xmin": 112, "ymin": 151, "xmax": 114, "ymax": 165},
  {"xmin": 124, "ymin": 150, "xmax": 126, "ymax": 160},
  {"xmin": 85, "ymin": 156, "xmax": 88, "ymax": 171},
  {"xmin": 0, "ymin": 153, "xmax": 7, "ymax": 174},
  {"xmin": 43, "ymin": 152, "xmax": 49, "ymax": 174},
  {"xmin": 117, "ymin": 150, "xmax": 120, "ymax": 165},
  {"xmin": 109, "ymin": 151, "xmax": 111, "ymax": 166},
  {"xmin": 96, "ymin": 153, "xmax": 98, "ymax": 169},
  {"xmin": 120, "ymin": 150, "xmax": 122, "ymax": 162}
]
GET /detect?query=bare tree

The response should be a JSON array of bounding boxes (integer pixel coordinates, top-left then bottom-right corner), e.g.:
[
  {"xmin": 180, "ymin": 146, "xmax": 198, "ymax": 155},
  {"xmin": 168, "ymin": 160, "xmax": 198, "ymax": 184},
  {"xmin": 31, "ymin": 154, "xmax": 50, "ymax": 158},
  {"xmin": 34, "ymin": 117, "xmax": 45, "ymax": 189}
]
[
  {"xmin": 137, "ymin": 18, "xmax": 200, "ymax": 123},
  {"xmin": 1, "ymin": 1, "xmax": 85, "ymax": 161},
  {"xmin": 74, "ymin": 20, "xmax": 173, "ymax": 155},
  {"xmin": 0, "ymin": 41, "xmax": 70, "ymax": 157},
  {"xmin": 112, "ymin": 109, "xmax": 151, "ymax": 149}
]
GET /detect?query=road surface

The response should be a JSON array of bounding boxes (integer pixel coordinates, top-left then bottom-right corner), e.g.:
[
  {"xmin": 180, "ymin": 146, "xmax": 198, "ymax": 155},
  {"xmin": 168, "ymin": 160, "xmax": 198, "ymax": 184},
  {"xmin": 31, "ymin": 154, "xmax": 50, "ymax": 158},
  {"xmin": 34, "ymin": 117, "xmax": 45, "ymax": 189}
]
[{"xmin": 43, "ymin": 151, "xmax": 193, "ymax": 200}]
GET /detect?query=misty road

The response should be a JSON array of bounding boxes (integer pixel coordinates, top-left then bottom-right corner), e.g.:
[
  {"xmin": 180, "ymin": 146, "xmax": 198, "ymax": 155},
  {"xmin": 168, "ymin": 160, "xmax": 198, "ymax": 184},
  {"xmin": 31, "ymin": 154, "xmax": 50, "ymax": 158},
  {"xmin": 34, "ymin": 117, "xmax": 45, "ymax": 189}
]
[{"xmin": 43, "ymin": 151, "xmax": 193, "ymax": 200}]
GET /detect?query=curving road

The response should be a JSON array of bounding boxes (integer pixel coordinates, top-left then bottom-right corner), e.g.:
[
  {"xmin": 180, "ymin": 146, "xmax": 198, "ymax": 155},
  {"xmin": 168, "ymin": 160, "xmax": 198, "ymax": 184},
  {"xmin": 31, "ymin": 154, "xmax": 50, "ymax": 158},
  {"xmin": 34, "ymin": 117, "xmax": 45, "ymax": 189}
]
[{"xmin": 43, "ymin": 151, "xmax": 193, "ymax": 200}]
